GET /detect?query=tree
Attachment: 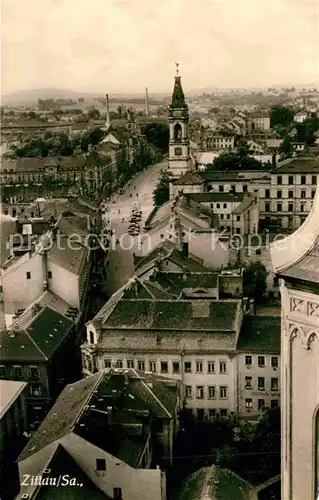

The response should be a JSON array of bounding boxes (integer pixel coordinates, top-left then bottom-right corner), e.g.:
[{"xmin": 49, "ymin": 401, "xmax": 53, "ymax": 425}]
[
  {"xmin": 142, "ymin": 123, "xmax": 169, "ymax": 153},
  {"xmin": 280, "ymin": 136, "xmax": 293, "ymax": 156},
  {"xmin": 252, "ymin": 406, "xmax": 281, "ymax": 478},
  {"xmin": 243, "ymin": 261, "xmax": 268, "ymax": 303},
  {"xmin": 270, "ymin": 105, "xmax": 294, "ymax": 128},
  {"xmin": 153, "ymin": 170, "xmax": 170, "ymax": 206},
  {"xmin": 88, "ymin": 107, "xmax": 100, "ymax": 120}
]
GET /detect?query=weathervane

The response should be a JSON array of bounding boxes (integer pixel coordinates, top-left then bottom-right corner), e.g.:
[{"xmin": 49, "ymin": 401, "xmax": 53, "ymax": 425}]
[{"xmin": 175, "ymin": 62, "xmax": 179, "ymax": 76}]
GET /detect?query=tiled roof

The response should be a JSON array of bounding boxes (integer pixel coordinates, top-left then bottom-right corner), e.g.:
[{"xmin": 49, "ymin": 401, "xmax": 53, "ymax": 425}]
[
  {"xmin": 237, "ymin": 315, "xmax": 280, "ymax": 353},
  {"xmin": 0, "ymin": 380, "xmax": 27, "ymax": 419},
  {"xmin": 35, "ymin": 445, "xmax": 111, "ymax": 500},
  {"xmin": 275, "ymin": 157, "xmax": 319, "ymax": 173},
  {"xmin": 47, "ymin": 236, "xmax": 88, "ymax": 275},
  {"xmin": 20, "ymin": 369, "xmax": 179, "ymax": 466},
  {"xmin": 153, "ymin": 272, "xmax": 218, "ymax": 296},
  {"xmin": 172, "ymin": 171, "xmax": 205, "ymax": 185},
  {"xmin": 231, "ymin": 196, "xmax": 256, "ymax": 214},
  {"xmin": 168, "ymin": 249, "xmax": 208, "ymax": 272},
  {"xmin": 104, "ymin": 299, "xmax": 239, "ymax": 331},
  {"xmin": 0, "ymin": 307, "xmax": 74, "ymax": 362}
]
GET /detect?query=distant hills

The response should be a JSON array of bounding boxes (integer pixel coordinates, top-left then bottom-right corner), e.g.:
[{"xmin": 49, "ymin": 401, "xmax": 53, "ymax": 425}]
[{"xmin": 2, "ymin": 83, "xmax": 317, "ymax": 105}]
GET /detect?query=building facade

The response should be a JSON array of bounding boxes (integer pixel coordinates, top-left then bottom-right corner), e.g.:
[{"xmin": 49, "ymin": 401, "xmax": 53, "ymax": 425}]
[{"xmin": 271, "ymin": 187, "xmax": 319, "ymax": 500}]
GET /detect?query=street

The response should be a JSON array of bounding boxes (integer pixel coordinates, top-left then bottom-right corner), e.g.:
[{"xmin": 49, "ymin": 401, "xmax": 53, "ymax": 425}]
[{"xmin": 106, "ymin": 160, "xmax": 167, "ymax": 293}]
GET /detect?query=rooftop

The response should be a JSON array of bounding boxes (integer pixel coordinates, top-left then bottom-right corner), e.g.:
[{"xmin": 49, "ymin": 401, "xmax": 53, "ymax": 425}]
[
  {"xmin": 103, "ymin": 298, "xmax": 239, "ymax": 331},
  {"xmin": 0, "ymin": 306, "xmax": 74, "ymax": 362},
  {"xmin": 186, "ymin": 192, "xmax": 244, "ymax": 203},
  {"xmin": 0, "ymin": 380, "xmax": 27, "ymax": 419},
  {"xmin": 275, "ymin": 157, "xmax": 319, "ymax": 173},
  {"xmin": 47, "ymin": 236, "xmax": 88, "ymax": 275},
  {"xmin": 237, "ymin": 315, "xmax": 281, "ymax": 353},
  {"xmin": 20, "ymin": 369, "xmax": 180, "ymax": 463}
]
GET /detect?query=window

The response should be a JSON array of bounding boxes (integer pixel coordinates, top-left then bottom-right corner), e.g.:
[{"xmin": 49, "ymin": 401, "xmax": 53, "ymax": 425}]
[
  {"xmin": 196, "ymin": 386, "xmax": 204, "ymax": 399},
  {"xmin": 245, "ymin": 355, "xmax": 252, "ymax": 367},
  {"xmin": 288, "ymin": 175, "xmax": 293, "ymax": 185},
  {"xmin": 301, "ymin": 190, "xmax": 306, "ymax": 199},
  {"xmin": 207, "ymin": 361, "xmax": 215, "ymax": 373},
  {"xmin": 312, "ymin": 190, "xmax": 316, "ymax": 199},
  {"xmin": 265, "ymin": 189, "xmax": 270, "ymax": 198},
  {"xmin": 271, "ymin": 399, "xmax": 279, "ymax": 408},
  {"xmin": 258, "ymin": 399, "xmax": 265, "ymax": 410},
  {"xmin": 12, "ymin": 366, "xmax": 22, "ymax": 379},
  {"xmin": 208, "ymin": 386, "xmax": 216, "ymax": 398},
  {"xmin": 196, "ymin": 361, "xmax": 203, "ymax": 373},
  {"xmin": 216, "ymin": 203, "xmax": 220, "ymax": 209},
  {"xmin": 300, "ymin": 203, "xmax": 305, "ymax": 212},
  {"xmin": 28, "ymin": 367, "xmax": 39, "ymax": 380},
  {"xmin": 288, "ymin": 203, "xmax": 293, "ymax": 212},
  {"xmin": 223, "ymin": 203, "xmax": 227, "ymax": 209},
  {"xmin": 209, "ymin": 409, "xmax": 216, "ymax": 419},
  {"xmin": 277, "ymin": 175, "xmax": 282, "ymax": 185},
  {"xmin": 0, "ymin": 366, "xmax": 5, "ymax": 378},
  {"xmin": 161, "ymin": 361, "xmax": 168, "ymax": 374},
  {"xmin": 219, "ymin": 185, "xmax": 224, "ymax": 192},
  {"xmin": 219, "ymin": 361, "xmax": 226, "ymax": 374},
  {"xmin": 245, "ymin": 376, "xmax": 252, "ymax": 389},
  {"xmin": 30, "ymin": 384, "xmax": 42, "ymax": 397},
  {"xmin": 185, "ymin": 386, "xmax": 192, "ymax": 398},
  {"xmin": 116, "ymin": 360, "xmax": 123, "ymax": 368},
  {"xmin": 26, "ymin": 272, "xmax": 31, "ymax": 280},
  {"xmin": 172, "ymin": 361, "xmax": 180, "ymax": 374},
  {"xmin": 271, "ymin": 356, "xmax": 278, "ymax": 368},
  {"xmin": 138, "ymin": 360, "xmax": 145, "ymax": 371},
  {"xmin": 184, "ymin": 361, "xmax": 192, "ymax": 373},
  {"xmin": 220, "ymin": 409, "xmax": 228, "ymax": 418},
  {"xmin": 301, "ymin": 175, "xmax": 306, "ymax": 185},
  {"xmin": 231, "ymin": 185, "xmax": 236, "ymax": 192},
  {"xmin": 258, "ymin": 377, "xmax": 265, "ymax": 391},
  {"xmin": 104, "ymin": 359, "xmax": 111, "ymax": 368},
  {"xmin": 277, "ymin": 190, "xmax": 282, "ymax": 199},
  {"xmin": 220, "ymin": 214, "xmax": 224, "ymax": 220},
  {"xmin": 236, "ymin": 215, "xmax": 241, "ymax": 222},
  {"xmin": 256, "ymin": 249, "xmax": 261, "ymax": 255},
  {"xmin": 220, "ymin": 386, "xmax": 227, "ymax": 399},
  {"xmin": 277, "ymin": 203, "xmax": 282, "ymax": 212},
  {"xmin": 96, "ymin": 459, "xmax": 106, "ymax": 471},
  {"xmin": 288, "ymin": 190, "xmax": 294, "ymax": 198},
  {"xmin": 113, "ymin": 488, "xmax": 122, "ymax": 499},
  {"xmin": 149, "ymin": 361, "xmax": 156, "ymax": 372},
  {"xmin": 312, "ymin": 175, "xmax": 316, "ymax": 185},
  {"xmin": 258, "ymin": 356, "xmax": 265, "ymax": 367},
  {"xmin": 47, "ymin": 271, "xmax": 52, "ymax": 279},
  {"xmin": 127, "ymin": 359, "xmax": 134, "ymax": 369},
  {"xmin": 197, "ymin": 409, "xmax": 205, "ymax": 420},
  {"xmin": 243, "ymin": 185, "xmax": 248, "ymax": 193},
  {"xmin": 271, "ymin": 377, "xmax": 279, "ymax": 391},
  {"xmin": 265, "ymin": 202, "xmax": 270, "ymax": 212},
  {"xmin": 245, "ymin": 398, "xmax": 253, "ymax": 409}
]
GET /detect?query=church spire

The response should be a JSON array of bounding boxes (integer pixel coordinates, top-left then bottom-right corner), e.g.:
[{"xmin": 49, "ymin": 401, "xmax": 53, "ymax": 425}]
[{"xmin": 171, "ymin": 63, "xmax": 186, "ymax": 108}]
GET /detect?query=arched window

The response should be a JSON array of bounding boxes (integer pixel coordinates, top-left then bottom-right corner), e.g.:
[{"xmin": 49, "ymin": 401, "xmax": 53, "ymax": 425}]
[
  {"xmin": 174, "ymin": 123, "xmax": 182, "ymax": 141},
  {"xmin": 89, "ymin": 330, "xmax": 95, "ymax": 345}
]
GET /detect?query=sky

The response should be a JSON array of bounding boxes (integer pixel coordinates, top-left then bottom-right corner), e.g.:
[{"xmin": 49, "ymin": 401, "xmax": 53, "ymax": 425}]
[{"xmin": 2, "ymin": 0, "xmax": 319, "ymax": 95}]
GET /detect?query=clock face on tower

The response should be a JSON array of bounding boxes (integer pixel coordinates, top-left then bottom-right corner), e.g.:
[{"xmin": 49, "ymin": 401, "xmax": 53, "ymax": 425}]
[
  {"xmin": 174, "ymin": 147, "xmax": 182, "ymax": 156},
  {"xmin": 174, "ymin": 110, "xmax": 182, "ymax": 118}
]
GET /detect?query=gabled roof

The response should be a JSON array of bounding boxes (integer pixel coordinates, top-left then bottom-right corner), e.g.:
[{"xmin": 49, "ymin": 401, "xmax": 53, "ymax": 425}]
[
  {"xmin": 0, "ymin": 380, "xmax": 27, "ymax": 419},
  {"xmin": 47, "ymin": 236, "xmax": 88, "ymax": 275},
  {"xmin": 20, "ymin": 369, "xmax": 180, "ymax": 466},
  {"xmin": 0, "ymin": 307, "xmax": 74, "ymax": 362}
]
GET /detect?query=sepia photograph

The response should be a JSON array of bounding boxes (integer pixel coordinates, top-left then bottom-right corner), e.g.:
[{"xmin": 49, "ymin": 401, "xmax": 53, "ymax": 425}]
[{"xmin": 0, "ymin": 1, "xmax": 318, "ymax": 499}]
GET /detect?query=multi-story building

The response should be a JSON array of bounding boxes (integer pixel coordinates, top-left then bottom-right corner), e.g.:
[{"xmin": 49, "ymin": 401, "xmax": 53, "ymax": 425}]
[
  {"xmin": 260, "ymin": 157, "xmax": 318, "ymax": 230},
  {"xmin": 18, "ymin": 369, "xmax": 180, "ymax": 499},
  {"xmin": 0, "ymin": 380, "xmax": 28, "ymax": 500},
  {"xmin": 199, "ymin": 135, "xmax": 235, "ymax": 151},
  {"xmin": 270, "ymin": 187, "xmax": 319, "ymax": 500},
  {"xmin": 236, "ymin": 316, "xmax": 280, "ymax": 420},
  {"xmin": 246, "ymin": 112, "xmax": 271, "ymax": 133},
  {"xmin": 0, "ymin": 305, "xmax": 77, "ymax": 424}
]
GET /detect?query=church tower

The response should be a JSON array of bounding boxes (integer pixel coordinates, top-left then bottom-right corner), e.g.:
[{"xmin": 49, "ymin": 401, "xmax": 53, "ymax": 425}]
[
  {"xmin": 271, "ymin": 187, "xmax": 319, "ymax": 500},
  {"xmin": 168, "ymin": 64, "xmax": 193, "ymax": 178}
]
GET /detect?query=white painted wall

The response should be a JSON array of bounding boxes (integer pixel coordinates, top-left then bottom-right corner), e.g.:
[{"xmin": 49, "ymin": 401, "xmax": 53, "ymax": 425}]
[{"xmin": 47, "ymin": 260, "xmax": 80, "ymax": 309}]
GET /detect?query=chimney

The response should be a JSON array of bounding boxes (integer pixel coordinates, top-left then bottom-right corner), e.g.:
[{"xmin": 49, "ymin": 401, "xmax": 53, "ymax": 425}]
[
  {"xmin": 105, "ymin": 94, "xmax": 110, "ymax": 131},
  {"xmin": 145, "ymin": 86, "xmax": 150, "ymax": 116}
]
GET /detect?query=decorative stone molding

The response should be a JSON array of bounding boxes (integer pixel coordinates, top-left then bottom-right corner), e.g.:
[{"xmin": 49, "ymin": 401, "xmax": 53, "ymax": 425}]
[
  {"xmin": 289, "ymin": 325, "xmax": 319, "ymax": 350},
  {"xmin": 308, "ymin": 302, "xmax": 319, "ymax": 318},
  {"xmin": 291, "ymin": 297, "xmax": 305, "ymax": 313}
]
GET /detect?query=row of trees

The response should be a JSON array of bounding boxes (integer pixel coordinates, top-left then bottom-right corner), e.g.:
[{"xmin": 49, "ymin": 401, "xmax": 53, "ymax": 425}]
[{"xmin": 14, "ymin": 127, "xmax": 107, "ymax": 157}]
